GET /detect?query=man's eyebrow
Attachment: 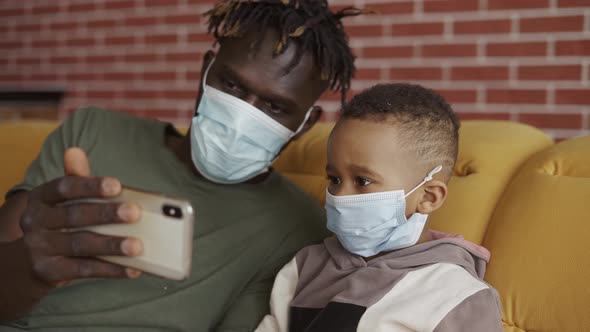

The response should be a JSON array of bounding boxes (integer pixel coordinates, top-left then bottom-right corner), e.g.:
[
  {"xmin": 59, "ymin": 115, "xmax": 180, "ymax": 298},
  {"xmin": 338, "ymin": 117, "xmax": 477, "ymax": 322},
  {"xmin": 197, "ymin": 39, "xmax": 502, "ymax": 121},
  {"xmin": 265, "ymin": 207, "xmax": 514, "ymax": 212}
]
[
  {"xmin": 325, "ymin": 164, "xmax": 336, "ymax": 173},
  {"xmin": 220, "ymin": 64, "xmax": 299, "ymax": 109}
]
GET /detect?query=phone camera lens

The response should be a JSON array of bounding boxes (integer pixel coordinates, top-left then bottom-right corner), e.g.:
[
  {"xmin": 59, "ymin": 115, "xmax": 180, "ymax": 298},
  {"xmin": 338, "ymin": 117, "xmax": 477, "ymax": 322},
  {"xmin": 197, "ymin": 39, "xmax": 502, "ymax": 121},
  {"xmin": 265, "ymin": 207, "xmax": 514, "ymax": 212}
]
[{"xmin": 162, "ymin": 205, "xmax": 183, "ymax": 219}]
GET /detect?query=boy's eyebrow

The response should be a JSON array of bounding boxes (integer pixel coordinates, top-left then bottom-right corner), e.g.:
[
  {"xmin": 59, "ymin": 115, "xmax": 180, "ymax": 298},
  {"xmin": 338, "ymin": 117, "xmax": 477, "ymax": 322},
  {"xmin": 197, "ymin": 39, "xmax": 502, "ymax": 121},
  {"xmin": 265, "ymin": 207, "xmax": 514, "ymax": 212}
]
[
  {"xmin": 348, "ymin": 164, "xmax": 384, "ymax": 181},
  {"xmin": 220, "ymin": 64, "xmax": 299, "ymax": 109}
]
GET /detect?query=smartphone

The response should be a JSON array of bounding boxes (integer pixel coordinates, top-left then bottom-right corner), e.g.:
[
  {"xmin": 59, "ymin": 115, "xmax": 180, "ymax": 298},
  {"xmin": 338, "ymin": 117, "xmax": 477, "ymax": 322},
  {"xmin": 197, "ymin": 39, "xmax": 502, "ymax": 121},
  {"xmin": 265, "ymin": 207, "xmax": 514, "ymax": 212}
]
[{"xmin": 64, "ymin": 187, "xmax": 194, "ymax": 280}]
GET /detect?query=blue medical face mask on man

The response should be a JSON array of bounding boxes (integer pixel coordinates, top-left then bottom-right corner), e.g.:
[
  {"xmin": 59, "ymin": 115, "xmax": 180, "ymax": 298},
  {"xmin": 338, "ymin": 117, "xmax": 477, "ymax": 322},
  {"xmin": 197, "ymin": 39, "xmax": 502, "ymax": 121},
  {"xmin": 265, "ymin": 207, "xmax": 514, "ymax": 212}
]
[
  {"xmin": 190, "ymin": 59, "xmax": 312, "ymax": 184},
  {"xmin": 325, "ymin": 165, "xmax": 443, "ymax": 257}
]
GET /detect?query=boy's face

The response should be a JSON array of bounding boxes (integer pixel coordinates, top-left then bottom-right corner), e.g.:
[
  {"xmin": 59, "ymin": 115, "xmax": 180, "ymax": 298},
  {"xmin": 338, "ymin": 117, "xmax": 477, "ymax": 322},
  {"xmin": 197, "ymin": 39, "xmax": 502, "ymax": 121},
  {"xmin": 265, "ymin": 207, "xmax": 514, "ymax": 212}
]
[{"xmin": 326, "ymin": 118, "xmax": 427, "ymax": 217}]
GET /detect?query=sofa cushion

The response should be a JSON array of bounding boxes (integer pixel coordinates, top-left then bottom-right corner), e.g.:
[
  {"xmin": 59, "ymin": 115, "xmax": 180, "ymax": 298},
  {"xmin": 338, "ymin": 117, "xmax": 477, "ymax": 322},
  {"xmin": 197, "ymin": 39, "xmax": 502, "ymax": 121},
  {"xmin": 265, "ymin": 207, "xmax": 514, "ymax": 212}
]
[
  {"xmin": 428, "ymin": 121, "xmax": 553, "ymax": 244},
  {"xmin": 483, "ymin": 135, "xmax": 590, "ymax": 332},
  {"xmin": 0, "ymin": 121, "xmax": 58, "ymax": 204}
]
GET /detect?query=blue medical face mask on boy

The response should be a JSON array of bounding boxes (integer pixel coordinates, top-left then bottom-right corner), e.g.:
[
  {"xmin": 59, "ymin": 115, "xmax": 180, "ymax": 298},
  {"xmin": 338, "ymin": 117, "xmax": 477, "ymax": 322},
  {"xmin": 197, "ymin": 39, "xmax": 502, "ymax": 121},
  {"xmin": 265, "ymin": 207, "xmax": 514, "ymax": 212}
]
[
  {"xmin": 190, "ymin": 59, "xmax": 312, "ymax": 184},
  {"xmin": 325, "ymin": 165, "xmax": 443, "ymax": 257}
]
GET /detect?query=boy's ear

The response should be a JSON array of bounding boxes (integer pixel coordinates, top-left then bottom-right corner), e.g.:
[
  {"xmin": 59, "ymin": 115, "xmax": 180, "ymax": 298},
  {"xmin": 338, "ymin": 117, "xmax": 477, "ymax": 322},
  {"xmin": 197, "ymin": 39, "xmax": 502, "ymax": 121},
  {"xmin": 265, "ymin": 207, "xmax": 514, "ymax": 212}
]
[{"xmin": 416, "ymin": 180, "xmax": 448, "ymax": 215}]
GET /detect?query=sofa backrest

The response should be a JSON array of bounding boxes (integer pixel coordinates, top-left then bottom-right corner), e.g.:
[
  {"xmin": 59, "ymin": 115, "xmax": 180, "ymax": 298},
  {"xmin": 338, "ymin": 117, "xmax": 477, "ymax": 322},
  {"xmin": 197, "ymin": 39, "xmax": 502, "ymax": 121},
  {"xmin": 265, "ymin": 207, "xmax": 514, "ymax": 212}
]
[
  {"xmin": 483, "ymin": 135, "xmax": 590, "ymax": 332},
  {"xmin": 0, "ymin": 121, "xmax": 58, "ymax": 203}
]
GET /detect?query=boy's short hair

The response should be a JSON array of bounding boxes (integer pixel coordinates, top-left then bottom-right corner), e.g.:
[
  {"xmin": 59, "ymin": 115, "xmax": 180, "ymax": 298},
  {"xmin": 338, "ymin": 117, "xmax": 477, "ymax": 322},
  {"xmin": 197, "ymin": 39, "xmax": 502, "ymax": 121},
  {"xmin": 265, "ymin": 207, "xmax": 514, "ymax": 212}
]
[{"xmin": 340, "ymin": 83, "xmax": 460, "ymax": 181}]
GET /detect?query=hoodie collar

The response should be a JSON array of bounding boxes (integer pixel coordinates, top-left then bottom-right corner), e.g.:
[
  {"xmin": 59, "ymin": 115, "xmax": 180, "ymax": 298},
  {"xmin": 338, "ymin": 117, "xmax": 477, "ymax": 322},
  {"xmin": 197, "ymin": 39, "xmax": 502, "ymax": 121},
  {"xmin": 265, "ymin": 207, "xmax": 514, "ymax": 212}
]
[{"xmin": 324, "ymin": 230, "xmax": 491, "ymax": 279}]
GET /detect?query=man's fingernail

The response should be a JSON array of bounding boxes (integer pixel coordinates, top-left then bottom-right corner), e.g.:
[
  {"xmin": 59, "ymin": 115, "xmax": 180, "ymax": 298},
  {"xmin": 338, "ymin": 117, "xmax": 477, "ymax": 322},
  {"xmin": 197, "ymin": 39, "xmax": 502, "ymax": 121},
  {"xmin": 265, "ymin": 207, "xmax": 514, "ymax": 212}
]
[
  {"xmin": 102, "ymin": 178, "xmax": 121, "ymax": 196},
  {"xmin": 118, "ymin": 203, "xmax": 140, "ymax": 222},
  {"xmin": 126, "ymin": 268, "xmax": 142, "ymax": 279},
  {"xmin": 121, "ymin": 238, "xmax": 143, "ymax": 256}
]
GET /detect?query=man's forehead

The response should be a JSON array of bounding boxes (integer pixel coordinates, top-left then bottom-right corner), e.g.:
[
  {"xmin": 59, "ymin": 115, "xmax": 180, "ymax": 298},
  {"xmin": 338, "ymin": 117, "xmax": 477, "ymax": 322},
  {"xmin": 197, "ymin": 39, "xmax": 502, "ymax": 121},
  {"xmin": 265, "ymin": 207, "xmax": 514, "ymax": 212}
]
[{"xmin": 217, "ymin": 31, "xmax": 321, "ymax": 81}]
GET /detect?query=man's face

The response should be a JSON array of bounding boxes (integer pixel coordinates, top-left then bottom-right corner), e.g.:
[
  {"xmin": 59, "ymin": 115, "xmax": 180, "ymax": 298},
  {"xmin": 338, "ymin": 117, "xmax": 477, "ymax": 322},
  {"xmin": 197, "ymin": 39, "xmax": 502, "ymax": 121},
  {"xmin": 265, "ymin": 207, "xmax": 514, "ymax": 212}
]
[{"xmin": 198, "ymin": 30, "xmax": 328, "ymax": 132}]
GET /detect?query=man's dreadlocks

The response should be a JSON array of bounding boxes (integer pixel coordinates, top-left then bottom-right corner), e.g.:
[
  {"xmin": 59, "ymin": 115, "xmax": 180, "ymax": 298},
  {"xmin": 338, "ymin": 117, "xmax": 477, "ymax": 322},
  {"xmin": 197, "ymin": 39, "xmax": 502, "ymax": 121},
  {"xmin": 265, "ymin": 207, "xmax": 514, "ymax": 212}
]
[{"xmin": 204, "ymin": 0, "xmax": 365, "ymax": 103}]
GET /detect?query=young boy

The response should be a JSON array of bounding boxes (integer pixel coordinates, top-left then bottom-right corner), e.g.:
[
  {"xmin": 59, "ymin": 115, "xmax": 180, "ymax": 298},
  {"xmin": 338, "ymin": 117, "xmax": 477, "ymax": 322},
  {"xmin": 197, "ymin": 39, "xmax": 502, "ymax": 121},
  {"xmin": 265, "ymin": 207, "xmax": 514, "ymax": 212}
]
[{"xmin": 255, "ymin": 83, "xmax": 504, "ymax": 332}]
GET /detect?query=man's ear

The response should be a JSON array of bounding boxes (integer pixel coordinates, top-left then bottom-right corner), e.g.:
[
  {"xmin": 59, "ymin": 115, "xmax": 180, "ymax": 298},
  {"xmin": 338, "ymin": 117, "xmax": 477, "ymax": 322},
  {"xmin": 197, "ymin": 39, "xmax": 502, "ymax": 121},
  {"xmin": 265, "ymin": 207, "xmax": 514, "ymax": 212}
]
[
  {"xmin": 416, "ymin": 180, "xmax": 448, "ymax": 215},
  {"xmin": 292, "ymin": 106, "xmax": 323, "ymax": 140}
]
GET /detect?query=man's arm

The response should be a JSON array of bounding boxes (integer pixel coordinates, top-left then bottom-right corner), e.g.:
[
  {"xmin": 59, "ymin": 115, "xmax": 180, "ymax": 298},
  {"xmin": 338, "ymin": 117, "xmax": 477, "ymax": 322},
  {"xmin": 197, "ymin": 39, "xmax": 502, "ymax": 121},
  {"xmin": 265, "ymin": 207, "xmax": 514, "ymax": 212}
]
[
  {"xmin": 0, "ymin": 192, "xmax": 51, "ymax": 321},
  {"xmin": 0, "ymin": 149, "xmax": 143, "ymax": 322},
  {"xmin": 254, "ymin": 257, "xmax": 299, "ymax": 332},
  {"xmin": 433, "ymin": 288, "xmax": 504, "ymax": 332}
]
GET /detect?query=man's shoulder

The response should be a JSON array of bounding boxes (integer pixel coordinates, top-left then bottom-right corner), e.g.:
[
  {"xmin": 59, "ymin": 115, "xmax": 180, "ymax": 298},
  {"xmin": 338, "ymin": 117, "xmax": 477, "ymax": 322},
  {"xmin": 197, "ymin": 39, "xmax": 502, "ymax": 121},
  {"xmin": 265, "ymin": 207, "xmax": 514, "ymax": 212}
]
[
  {"xmin": 69, "ymin": 106, "xmax": 155, "ymax": 132},
  {"xmin": 65, "ymin": 106, "xmax": 167, "ymax": 148}
]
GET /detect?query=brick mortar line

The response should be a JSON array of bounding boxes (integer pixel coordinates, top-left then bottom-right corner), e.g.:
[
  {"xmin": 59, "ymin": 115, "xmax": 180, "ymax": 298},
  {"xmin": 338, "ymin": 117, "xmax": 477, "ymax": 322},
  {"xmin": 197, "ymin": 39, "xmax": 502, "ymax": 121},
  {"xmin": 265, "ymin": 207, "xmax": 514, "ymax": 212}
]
[
  {"xmin": 3, "ymin": 4, "xmax": 587, "ymax": 23},
  {"xmin": 511, "ymin": 13, "xmax": 519, "ymax": 38},
  {"xmin": 355, "ymin": 58, "xmax": 588, "ymax": 66},
  {"xmin": 344, "ymin": 80, "xmax": 590, "ymax": 90},
  {"xmin": 311, "ymin": 103, "xmax": 590, "ymax": 116},
  {"xmin": 547, "ymin": 83, "xmax": 556, "ymax": 108},
  {"xmin": 550, "ymin": 0, "xmax": 558, "ymax": 12},
  {"xmin": 348, "ymin": 33, "xmax": 589, "ymax": 47},
  {"xmin": 353, "ymin": 78, "xmax": 590, "ymax": 91},
  {"xmin": 582, "ymin": 61, "xmax": 589, "ymax": 86},
  {"xmin": 4, "ymin": 26, "xmax": 584, "ymax": 44},
  {"xmin": 342, "ymin": 7, "xmax": 589, "ymax": 24},
  {"xmin": 451, "ymin": 104, "xmax": 588, "ymax": 114},
  {"xmin": 11, "ymin": 73, "xmax": 588, "ymax": 91},
  {"xmin": 6, "ymin": 57, "xmax": 587, "ymax": 77},
  {"xmin": 476, "ymin": 39, "xmax": 486, "ymax": 61},
  {"xmin": 508, "ymin": 60, "xmax": 518, "ymax": 85},
  {"xmin": 479, "ymin": 0, "xmax": 488, "ymax": 11},
  {"xmin": 444, "ymin": 15, "xmax": 453, "ymax": 40},
  {"xmin": 3, "ymin": 6, "xmax": 212, "ymax": 25},
  {"xmin": 414, "ymin": 0, "xmax": 424, "ymax": 19},
  {"xmin": 585, "ymin": 9, "xmax": 590, "ymax": 34},
  {"xmin": 476, "ymin": 84, "xmax": 485, "ymax": 109}
]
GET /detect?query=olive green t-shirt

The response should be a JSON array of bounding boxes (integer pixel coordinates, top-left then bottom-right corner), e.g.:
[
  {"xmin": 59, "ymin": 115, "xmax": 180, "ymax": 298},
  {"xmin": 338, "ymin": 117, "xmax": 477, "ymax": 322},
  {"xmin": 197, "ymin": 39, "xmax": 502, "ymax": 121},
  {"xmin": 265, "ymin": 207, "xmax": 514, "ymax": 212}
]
[{"xmin": 2, "ymin": 107, "xmax": 327, "ymax": 332}]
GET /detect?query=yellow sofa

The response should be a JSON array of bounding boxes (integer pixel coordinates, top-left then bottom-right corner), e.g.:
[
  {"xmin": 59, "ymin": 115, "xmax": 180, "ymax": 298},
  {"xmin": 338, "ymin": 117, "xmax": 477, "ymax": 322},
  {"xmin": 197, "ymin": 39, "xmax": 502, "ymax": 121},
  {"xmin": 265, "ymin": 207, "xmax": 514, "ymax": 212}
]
[{"xmin": 1, "ymin": 120, "xmax": 589, "ymax": 332}]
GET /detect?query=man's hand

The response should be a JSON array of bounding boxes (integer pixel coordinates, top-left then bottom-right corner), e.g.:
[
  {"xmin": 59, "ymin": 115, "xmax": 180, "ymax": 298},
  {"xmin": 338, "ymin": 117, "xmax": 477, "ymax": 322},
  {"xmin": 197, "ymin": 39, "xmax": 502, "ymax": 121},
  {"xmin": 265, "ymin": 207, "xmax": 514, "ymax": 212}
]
[{"xmin": 20, "ymin": 147, "xmax": 143, "ymax": 286}]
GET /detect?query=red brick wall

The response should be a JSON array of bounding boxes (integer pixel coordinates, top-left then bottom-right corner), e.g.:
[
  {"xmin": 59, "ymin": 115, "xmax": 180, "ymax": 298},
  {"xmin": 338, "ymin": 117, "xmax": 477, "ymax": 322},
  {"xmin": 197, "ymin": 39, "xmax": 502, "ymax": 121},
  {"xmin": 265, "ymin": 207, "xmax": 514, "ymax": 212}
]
[{"xmin": 1, "ymin": 0, "xmax": 589, "ymax": 140}]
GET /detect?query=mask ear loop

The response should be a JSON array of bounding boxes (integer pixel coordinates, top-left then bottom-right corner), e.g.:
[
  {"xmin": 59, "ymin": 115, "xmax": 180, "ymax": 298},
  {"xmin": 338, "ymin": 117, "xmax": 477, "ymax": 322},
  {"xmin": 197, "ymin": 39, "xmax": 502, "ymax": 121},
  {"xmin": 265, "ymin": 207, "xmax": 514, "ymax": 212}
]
[
  {"xmin": 201, "ymin": 57, "xmax": 216, "ymax": 92},
  {"xmin": 292, "ymin": 108, "xmax": 313, "ymax": 136},
  {"xmin": 270, "ymin": 108, "xmax": 314, "ymax": 165},
  {"xmin": 404, "ymin": 165, "xmax": 443, "ymax": 198},
  {"xmin": 194, "ymin": 58, "xmax": 216, "ymax": 117}
]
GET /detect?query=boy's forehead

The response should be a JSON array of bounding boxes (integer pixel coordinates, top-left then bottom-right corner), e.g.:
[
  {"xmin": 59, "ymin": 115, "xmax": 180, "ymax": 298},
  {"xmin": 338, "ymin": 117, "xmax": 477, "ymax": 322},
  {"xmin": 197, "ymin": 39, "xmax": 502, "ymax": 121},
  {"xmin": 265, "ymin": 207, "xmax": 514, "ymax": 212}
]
[{"xmin": 328, "ymin": 118, "xmax": 422, "ymax": 177}]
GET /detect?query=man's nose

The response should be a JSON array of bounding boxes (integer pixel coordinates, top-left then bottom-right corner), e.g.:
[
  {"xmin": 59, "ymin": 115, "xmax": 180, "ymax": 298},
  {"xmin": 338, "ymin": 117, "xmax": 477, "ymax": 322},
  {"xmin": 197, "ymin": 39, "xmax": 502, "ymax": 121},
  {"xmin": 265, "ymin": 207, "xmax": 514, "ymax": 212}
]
[{"xmin": 243, "ymin": 94, "xmax": 259, "ymax": 107}]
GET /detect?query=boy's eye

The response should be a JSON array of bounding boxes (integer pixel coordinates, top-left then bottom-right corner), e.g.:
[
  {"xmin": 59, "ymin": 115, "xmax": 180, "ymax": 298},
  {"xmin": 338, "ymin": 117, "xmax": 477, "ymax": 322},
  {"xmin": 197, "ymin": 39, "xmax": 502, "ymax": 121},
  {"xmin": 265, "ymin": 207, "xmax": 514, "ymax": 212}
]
[
  {"xmin": 355, "ymin": 177, "xmax": 372, "ymax": 187},
  {"xmin": 327, "ymin": 175, "xmax": 341, "ymax": 185}
]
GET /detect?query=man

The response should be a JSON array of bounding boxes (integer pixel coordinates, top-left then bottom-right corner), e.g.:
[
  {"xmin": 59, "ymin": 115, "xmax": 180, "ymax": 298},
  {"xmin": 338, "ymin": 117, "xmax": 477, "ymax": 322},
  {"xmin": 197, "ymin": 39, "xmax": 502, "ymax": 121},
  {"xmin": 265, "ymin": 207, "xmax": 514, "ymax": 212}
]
[{"xmin": 0, "ymin": 0, "xmax": 360, "ymax": 330}]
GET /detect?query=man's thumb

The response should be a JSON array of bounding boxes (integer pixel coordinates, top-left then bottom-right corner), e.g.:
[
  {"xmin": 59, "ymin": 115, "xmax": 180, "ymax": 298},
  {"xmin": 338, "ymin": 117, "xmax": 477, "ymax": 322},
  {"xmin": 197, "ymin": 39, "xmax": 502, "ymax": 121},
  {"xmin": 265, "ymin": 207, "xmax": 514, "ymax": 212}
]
[{"xmin": 64, "ymin": 147, "xmax": 91, "ymax": 176}]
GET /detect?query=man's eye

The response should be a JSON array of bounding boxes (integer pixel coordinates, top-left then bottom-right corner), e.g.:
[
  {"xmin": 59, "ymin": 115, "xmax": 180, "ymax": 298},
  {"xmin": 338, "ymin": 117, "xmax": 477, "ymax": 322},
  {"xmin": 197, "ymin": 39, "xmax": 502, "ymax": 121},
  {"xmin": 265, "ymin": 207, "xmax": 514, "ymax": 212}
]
[
  {"xmin": 355, "ymin": 177, "xmax": 372, "ymax": 187},
  {"xmin": 265, "ymin": 101, "xmax": 283, "ymax": 115},
  {"xmin": 327, "ymin": 175, "xmax": 341, "ymax": 185},
  {"xmin": 223, "ymin": 79, "xmax": 241, "ymax": 93}
]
